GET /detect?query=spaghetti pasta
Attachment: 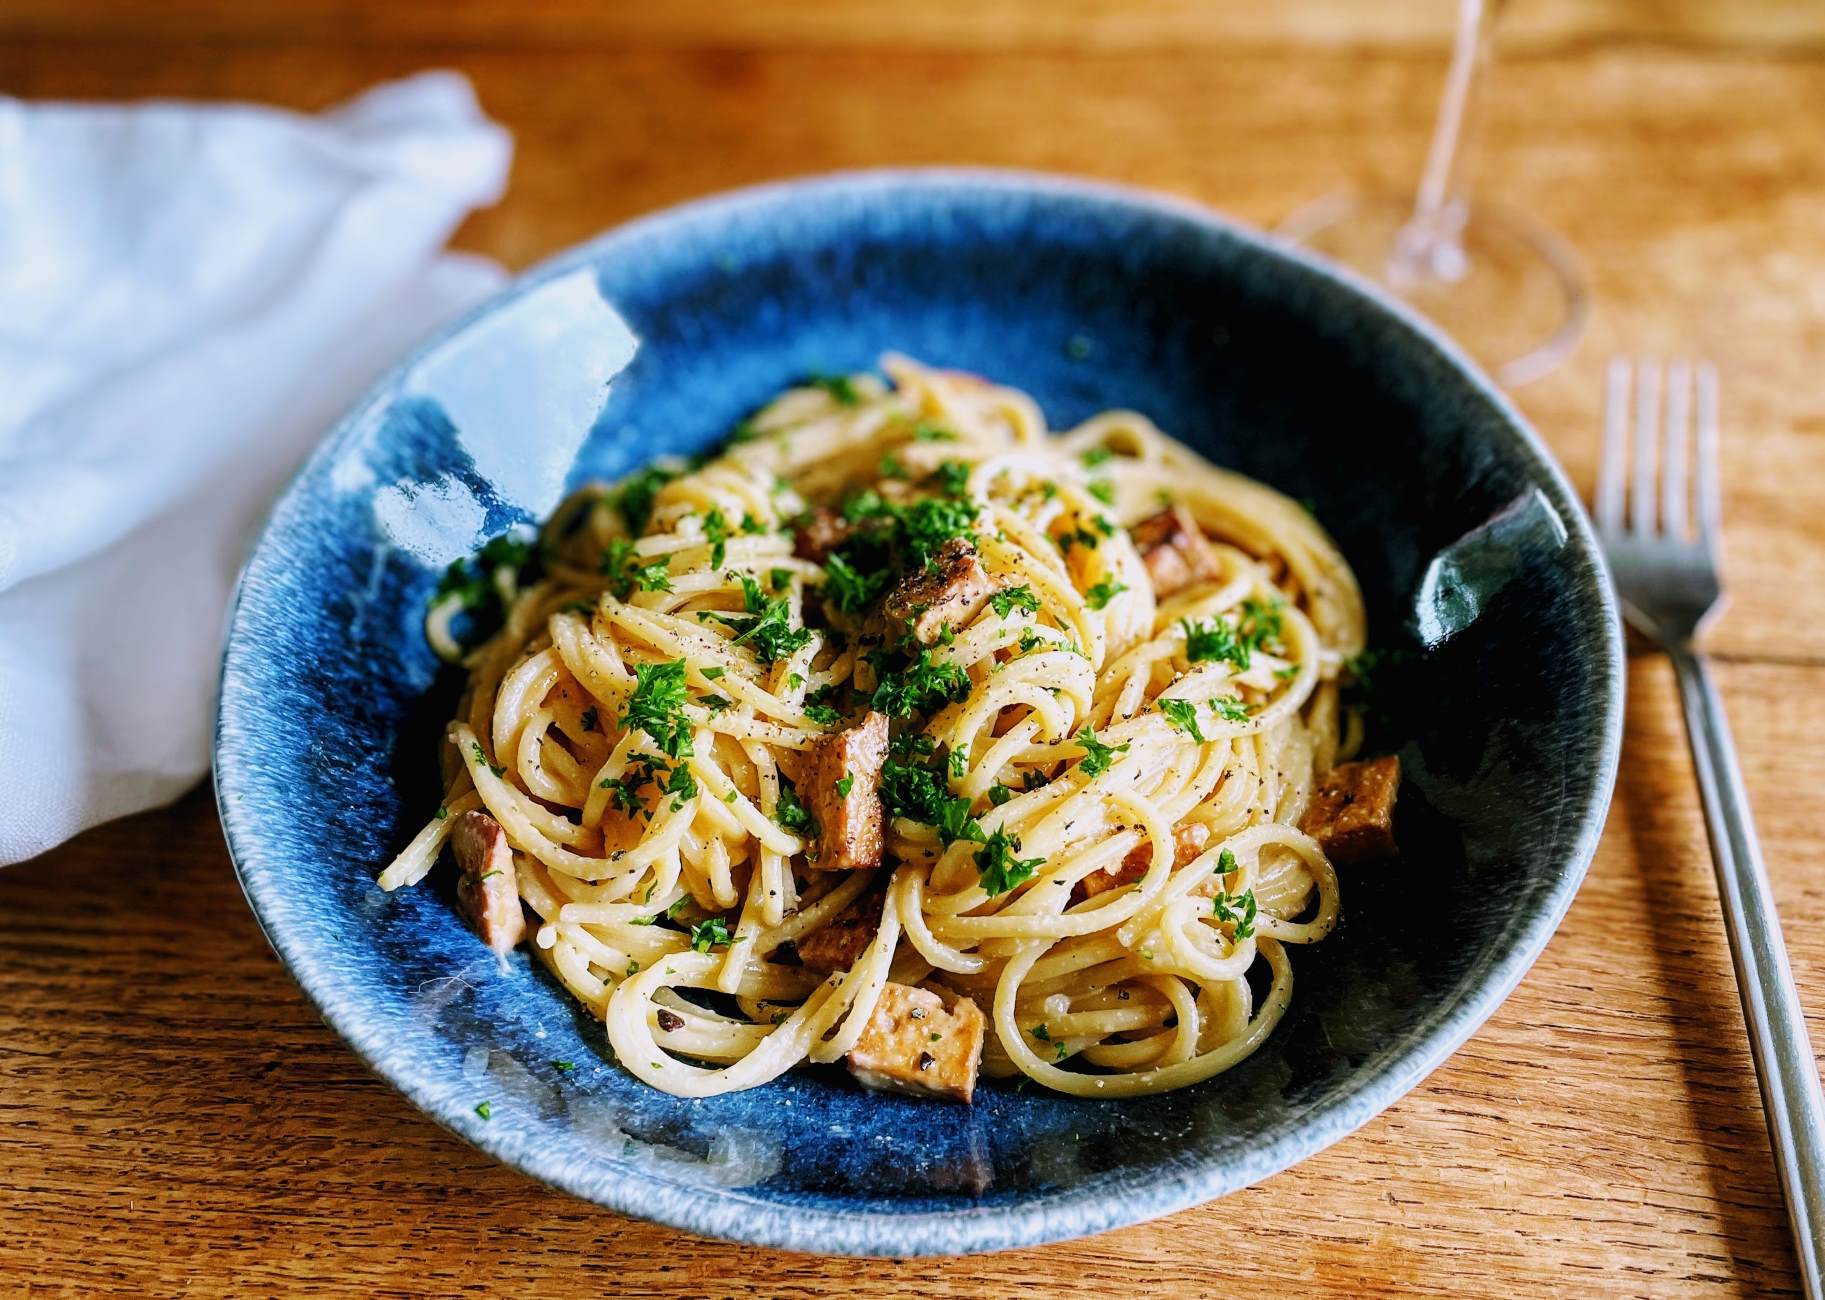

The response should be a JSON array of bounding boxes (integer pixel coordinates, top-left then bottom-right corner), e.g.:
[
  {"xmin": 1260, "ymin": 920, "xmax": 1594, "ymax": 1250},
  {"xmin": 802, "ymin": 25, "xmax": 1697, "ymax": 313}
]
[{"xmin": 379, "ymin": 355, "xmax": 1369, "ymax": 1101}]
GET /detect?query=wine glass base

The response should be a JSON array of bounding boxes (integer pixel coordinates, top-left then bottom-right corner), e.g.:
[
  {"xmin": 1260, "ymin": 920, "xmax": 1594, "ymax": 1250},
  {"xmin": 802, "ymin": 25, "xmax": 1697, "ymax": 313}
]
[{"xmin": 1278, "ymin": 192, "xmax": 1588, "ymax": 387}]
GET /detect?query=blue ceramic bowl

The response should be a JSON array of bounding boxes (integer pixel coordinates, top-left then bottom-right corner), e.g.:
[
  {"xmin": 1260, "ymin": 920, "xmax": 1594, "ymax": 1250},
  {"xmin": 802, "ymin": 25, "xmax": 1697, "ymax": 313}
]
[{"xmin": 216, "ymin": 169, "xmax": 1624, "ymax": 1256}]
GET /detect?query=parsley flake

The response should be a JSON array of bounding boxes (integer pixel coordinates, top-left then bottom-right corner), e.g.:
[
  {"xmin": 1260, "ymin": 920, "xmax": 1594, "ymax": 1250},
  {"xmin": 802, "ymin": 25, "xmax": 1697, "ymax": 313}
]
[
  {"xmin": 1085, "ymin": 578, "xmax": 1127, "ymax": 610},
  {"xmin": 989, "ymin": 585, "xmax": 1040, "ymax": 618},
  {"xmin": 623, "ymin": 658, "xmax": 693, "ymax": 759},
  {"xmin": 974, "ymin": 831, "xmax": 1040, "ymax": 898},
  {"xmin": 689, "ymin": 916, "xmax": 733, "ymax": 952},
  {"xmin": 1075, "ymin": 727, "xmax": 1129, "ymax": 777},
  {"xmin": 1159, "ymin": 698, "xmax": 1206, "ymax": 742}
]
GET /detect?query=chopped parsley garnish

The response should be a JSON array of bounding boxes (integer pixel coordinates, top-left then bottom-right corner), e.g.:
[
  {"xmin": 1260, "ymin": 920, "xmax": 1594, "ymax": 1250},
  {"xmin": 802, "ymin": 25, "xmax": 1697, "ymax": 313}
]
[
  {"xmin": 835, "ymin": 773, "xmax": 855, "ymax": 798},
  {"xmin": 623, "ymin": 658, "xmax": 693, "ymax": 759},
  {"xmin": 698, "ymin": 694, "xmax": 731, "ymax": 713},
  {"xmin": 912, "ymin": 422, "xmax": 956, "ymax": 442},
  {"xmin": 1016, "ymin": 627, "xmax": 1046, "ymax": 655},
  {"xmin": 878, "ymin": 454, "xmax": 909, "ymax": 480},
  {"xmin": 1342, "ymin": 647, "xmax": 1398, "ymax": 692},
  {"xmin": 703, "ymin": 666, "xmax": 725, "ymax": 679},
  {"xmin": 664, "ymin": 763, "xmax": 698, "ymax": 811},
  {"xmin": 469, "ymin": 742, "xmax": 506, "ymax": 777},
  {"xmin": 430, "ymin": 529, "xmax": 538, "ymax": 642},
  {"xmin": 599, "ymin": 537, "xmax": 673, "ymax": 599},
  {"xmin": 810, "ymin": 373, "xmax": 861, "ymax": 405},
  {"xmin": 930, "ymin": 459, "xmax": 971, "ymax": 497},
  {"xmin": 975, "ymin": 829, "xmax": 1045, "ymax": 896},
  {"xmin": 868, "ymin": 648, "xmax": 971, "ymax": 718},
  {"xmin": 1056, "ymin": 526, "xmax": 1101, "ymax": 553},
  {"xmin": 987, "ymin": 782, "xmax": 1015, "ymax": 807},
  {"xmin": 689, "ymin": 916, "xmax": 733, "ymax": 952},
  {"xmin": 895, "ymin": 496, "xmax": 979, "ymax": 569},
  {"xmin": 1087, "ymin": 478, "xmax": 1116, "ymax": 505},
  {"xmin": 601, "ymin": 754, "xmax": 668, "ymax": 819},
  {"xmin": 1031, "ymin": 1023, "xmax": 1051, "ymax": 1042},
  {"xmin": 579, "ymin": 706, "xmax": 598, "ymax": 732},
  {"xmin": 1084, "ymin": 578, "xmax": 1127, "ymax": 610},
  {"xmin": 702, "ymin": 508, "xmax": 731, "ymax": 568},
  {"xmin": 1211, "ymin": 885, "xmax": 1258, "ymax": 940},
  {"xmin": 804, "ymin": 703, "xmax": 842, "ymax": 726},
  {"xmin": 612, "ymin": 465, "xmax": 678, "ymax": 533},
  {"xmin": 1209, "ymin": 695, "xmax": 1251, "ymax": 723},
  {"xmin": 1081, "ymin": 446, "xmax": 1114, "ymax": 468},
  {"xmin": 1075, "ymin": 726, "xmax": 1129, "ymax": 777},
  {"xmin": 1238, "ymin": 597, "xmax": 1285, "ymax": 655},
  {"xmin": 698, "ymin": 575, "xmax": 814, "ymax": 665},
  {"xmin": 552, "ymin": 1060, "xmax": 577, "ymax": 1073},
  {"xmin": 1181, "ymin": 615, "xmax": 1251, "ymax": 670},
  {"xmin": 773, "ymin": 784, "xmax": 819, "ymax": 837},
  {"xmin": 1159, "ymin": 698, "xmax": 1206, "ymax": 742},
  {"xmin": 989, "ymin": 585, "xmax": 1040, "ymax": 618},
  {"xmin": 823, "ymin": 552, "xmax": 893, "ymax": 615},
  {"xmin": 434, "ymin": 533, "xmax": 528, "ymax": 606},
  {"xmin": 881, "ymin": 741, "xmax": 984, "ymax": 847},
  {"xmin": 474, "ymin": 1101, "xmax": 493, "ymax": 1120},
  {"xmin": 629, "ymin": 897, "xmax": 690, "ymax": 927},
  {"xmin": 839, "ymin": 491, "xmax": 979, "ymax": 571}
]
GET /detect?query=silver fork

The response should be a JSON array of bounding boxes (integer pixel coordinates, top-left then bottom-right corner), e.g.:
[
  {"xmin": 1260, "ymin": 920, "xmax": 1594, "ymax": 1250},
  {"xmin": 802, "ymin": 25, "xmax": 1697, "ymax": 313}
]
[{"xmin": 1598, "ymin": 358, "xmax": 1825, "ymax": 1296}]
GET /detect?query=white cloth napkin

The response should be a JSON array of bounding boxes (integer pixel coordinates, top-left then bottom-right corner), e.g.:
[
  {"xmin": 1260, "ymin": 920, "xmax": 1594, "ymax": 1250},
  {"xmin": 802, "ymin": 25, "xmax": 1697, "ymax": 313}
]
[{"xmin": 0, "ymin": 72, "xmax": 514, "ymax": 864}]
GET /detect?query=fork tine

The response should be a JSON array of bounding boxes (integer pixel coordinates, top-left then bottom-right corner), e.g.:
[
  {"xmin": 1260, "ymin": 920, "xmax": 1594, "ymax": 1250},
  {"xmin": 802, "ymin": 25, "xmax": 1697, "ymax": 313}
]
[
  {"xmin": 1598, "ymin": 357, "xmax": 1630, "ymax": 534},
  {"xmin": 1663, "ymin": 360, "xmax": 1692, "ymax": 538},
  {"xmin": 1696, "ymin": 361, "xmax": 1722, "ymax": 545},
  {"xmin": 1632, "ymin": 357, "xmax": 1661, "ymax": 536}
]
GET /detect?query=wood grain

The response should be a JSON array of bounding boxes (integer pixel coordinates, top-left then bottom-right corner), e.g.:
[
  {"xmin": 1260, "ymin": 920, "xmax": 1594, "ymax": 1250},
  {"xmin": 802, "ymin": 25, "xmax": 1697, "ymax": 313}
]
[{"xmin": 3, "ymin": 4, "xmax": 1824, "ymax": 1295}]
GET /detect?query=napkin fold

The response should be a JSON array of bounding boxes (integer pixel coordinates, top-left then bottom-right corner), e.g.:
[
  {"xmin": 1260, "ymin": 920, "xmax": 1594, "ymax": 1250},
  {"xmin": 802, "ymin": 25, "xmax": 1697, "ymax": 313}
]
[{"xmin": 0, "ymin": 72, "xmax": 514, "ymax": 864}]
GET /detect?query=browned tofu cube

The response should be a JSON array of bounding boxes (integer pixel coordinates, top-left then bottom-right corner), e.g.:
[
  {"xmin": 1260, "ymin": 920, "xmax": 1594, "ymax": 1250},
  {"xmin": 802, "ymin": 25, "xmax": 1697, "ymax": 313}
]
[
  {"xmin": 1074, "ymin": 822, "xmax": 1211, "ymax": 901},
  {"xmin": 846, "ymin": 982, "xmax": 986, "ymax": 1104},
  {"xmin": 1131, "ymin": 505, "xmax": 1223, "ymax": 599},
  {"xmin": 882, "ymin": 537, "xmax": 997, "ymax": 644},
  {"xmin": 804, "ymin": 711, "xmax": 890, "ymax": 871},
  {"xmin": 1300, "ymin": 755, "xmax": 1401, "ymax": 865},
  {"xmin": 449, "ymin": 811, "xmax": 526, "ymax": 954},
  {"xmin": 793, "ymin": 882, "xmax": 885, "ymax": 972},
  {"xmin": 792, "ymin": 506, "xmax": 856, "ymax": 563}
]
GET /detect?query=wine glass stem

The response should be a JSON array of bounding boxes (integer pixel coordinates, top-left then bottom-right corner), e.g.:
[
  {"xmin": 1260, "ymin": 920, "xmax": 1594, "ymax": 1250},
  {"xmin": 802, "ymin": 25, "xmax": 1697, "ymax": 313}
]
[{"xmin": 1391, "ymin": 0, "xmax": 1502, "ymax": 286}]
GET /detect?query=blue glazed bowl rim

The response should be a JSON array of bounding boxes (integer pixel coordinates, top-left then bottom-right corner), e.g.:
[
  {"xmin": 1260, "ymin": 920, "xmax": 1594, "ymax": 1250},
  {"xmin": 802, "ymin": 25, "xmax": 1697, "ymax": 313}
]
[{"xmin": 215, "ymin": 166, "xmax": 1626, "ymax": 1256}]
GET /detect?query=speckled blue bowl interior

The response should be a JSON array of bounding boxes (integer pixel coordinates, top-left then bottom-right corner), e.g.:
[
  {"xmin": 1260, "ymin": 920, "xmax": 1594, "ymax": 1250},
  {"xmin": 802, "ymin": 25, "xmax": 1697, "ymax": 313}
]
[{"xmin": 216, "ymin": 170, "xmax": 1623, "ymax": 1256}]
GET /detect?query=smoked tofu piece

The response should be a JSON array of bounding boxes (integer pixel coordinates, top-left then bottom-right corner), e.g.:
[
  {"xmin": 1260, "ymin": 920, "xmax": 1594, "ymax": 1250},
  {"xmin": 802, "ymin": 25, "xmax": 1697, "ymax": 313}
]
[
  {"xmin": 1131, "ymin": 505, "xmax": 1223, "ymax": 599},
  {"xmin": 1300, "ymin": 755, "xmax": 1401, "ymax": 865},
  {"xmin": 793, "ymin": 882, "xmax": 885, "ymax": 972},
  {"xmin": 846, "ymin": 982, "xmax": 986, "ymax": 1104},
  {"xmin": 882, "ymin": 537, "xmax": 997, "ymax": 644},
  {"xmin": 792, "ymin": 507, "xmax": 856, "ymax": 563},
  {"xmin": 804, "ymin": 711, "xmax": 890, "ymax": 871},
  {"xmin": 449, "ymin": 811, "xmax": 526, "ymax": 954},
  {"xmin": 1074, "ymin": 822, "xmax": 1211, "ymax": 901}
]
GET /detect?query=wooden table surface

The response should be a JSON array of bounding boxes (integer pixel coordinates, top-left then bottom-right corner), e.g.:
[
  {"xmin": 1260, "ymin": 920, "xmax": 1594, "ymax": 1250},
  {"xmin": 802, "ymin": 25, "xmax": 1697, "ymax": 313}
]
[{"xmin": 5, "ymin": 4, "xmax": 1825, "ymax": 1296}]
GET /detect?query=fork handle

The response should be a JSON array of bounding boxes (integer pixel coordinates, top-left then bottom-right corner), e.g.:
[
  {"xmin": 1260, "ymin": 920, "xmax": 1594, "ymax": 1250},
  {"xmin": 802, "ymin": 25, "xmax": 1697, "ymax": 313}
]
[{"xmin": 1672, "ymin": 646, "xmax": 1825, "ymax": 1296}]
